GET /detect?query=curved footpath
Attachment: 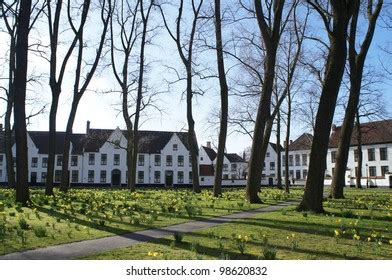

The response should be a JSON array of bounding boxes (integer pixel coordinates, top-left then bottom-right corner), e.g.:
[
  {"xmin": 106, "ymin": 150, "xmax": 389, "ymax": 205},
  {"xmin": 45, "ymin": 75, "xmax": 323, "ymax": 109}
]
[{"xmin": 0, "ymin": 200, "xmax": 298, "ymax": 260}]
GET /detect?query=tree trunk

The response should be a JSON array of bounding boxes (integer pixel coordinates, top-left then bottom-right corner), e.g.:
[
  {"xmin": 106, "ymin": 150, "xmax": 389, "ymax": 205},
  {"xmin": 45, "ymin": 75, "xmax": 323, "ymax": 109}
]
[
  {"xmin": 355, "ymin": 113, "xmax": 363, "ymax": 189},
  {"xmin": 276, "ymin": 106, "xmax": 282, "ymax": 189},
  {"xmin": 45, "ymin": 92, "xmax": 60, "ymax": 195},
  {"xmin": 5, "ymin": 86, "xmax": 15, "ymax": 189},
  {"xmin": 14, "ymin": 0, "xmax": 32, "ymax": 205},
  {"xmin": 330, "ymin": 0, "xmax": 382, "ymax": 198},
  {"xmin": 298, "ymin": 4, "xmax": 351, "ymax": 212},
  {"xmin": 284, "ymin": 92, "xmax": 291, "ymax": 193},
  {"xmin": 60, "ymin": 98, "xmax": 80, "ymax": 192},
  {"xmin": 213, "ymin": 0, "xmax": 229, "ymax": 197},
  {"xmin": 186, "ymin": 73, "xmax": 200, "ymax": 192}
]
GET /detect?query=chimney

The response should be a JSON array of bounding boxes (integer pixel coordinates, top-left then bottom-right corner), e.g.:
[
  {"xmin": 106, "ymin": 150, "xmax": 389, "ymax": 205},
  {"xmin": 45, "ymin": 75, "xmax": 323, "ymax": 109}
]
[
  {"xmin": 332, "ymin": 124, "xmax": 337, "ymax": 132},
  {"xmin": 290, "ymin": 140, "xmax": 293, "ymax": 144},
  {"xmin": 206, "ymin": 141, "xmax": 211, "ymax": 149},
  {"xmin": 86, "ymin": 120, "xmax": 90, "ymax": 134},
  {"xmin": 0, "ymin": 124, "xmax": 3, "ymax": 131}
]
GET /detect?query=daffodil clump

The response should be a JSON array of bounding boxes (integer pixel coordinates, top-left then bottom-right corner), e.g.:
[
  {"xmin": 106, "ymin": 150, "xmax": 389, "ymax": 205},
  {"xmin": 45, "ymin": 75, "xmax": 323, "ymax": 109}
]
[
  {"xmin": 232, "ymin": 234, "xmax": 249, "ymax": 255},
  {"xmin": 286, "ymin": 233, "xmax": 300, "ymax": 250}
]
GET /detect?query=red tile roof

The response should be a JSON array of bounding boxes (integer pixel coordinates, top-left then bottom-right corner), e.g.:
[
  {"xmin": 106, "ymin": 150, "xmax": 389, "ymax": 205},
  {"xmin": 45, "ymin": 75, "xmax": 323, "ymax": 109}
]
[{"xmin": 329, "ymin": 119, "xmax": 392, "ymax": 148}]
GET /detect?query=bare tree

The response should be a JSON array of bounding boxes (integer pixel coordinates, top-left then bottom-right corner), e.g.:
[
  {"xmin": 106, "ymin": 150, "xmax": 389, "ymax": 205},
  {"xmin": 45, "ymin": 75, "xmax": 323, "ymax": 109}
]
[
  {"xmin": 0, "ymin": 0, "xmax": 17, "ymax": 189},
  {"xmin": 13, "ymin": 0, "xmax": 32, "ymax": 204},
  {"xmin": 44, "ymin": 0, "xmax": 90, "ymax": 195},
  {"xmin": 60, "ymin": 0, "xmax": 112, "ymax": 191},
  {"xmin": 298, "ymin": 0, "xmax": 354, "ymax": 213},
  {"xmin": 158, "ymin": 0, "xmax": 204, "ymax": 193},
  {"xmin": 110, "ymin": 0, "xmax": 154, "ymax": 191},
  {"xmin": 330, "ymin": 0, "xmax": 383, "ymax": 199},
  {"xmin": 212, "ymin": 0, "xmax": 229, "ymax": 197}
]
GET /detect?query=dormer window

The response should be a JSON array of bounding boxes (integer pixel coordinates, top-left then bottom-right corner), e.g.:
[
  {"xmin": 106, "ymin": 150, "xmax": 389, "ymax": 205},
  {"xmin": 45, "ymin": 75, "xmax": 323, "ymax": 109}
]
[{"xmin": 173, "ymin": 144, "xmax": 178, "ymax": 151}]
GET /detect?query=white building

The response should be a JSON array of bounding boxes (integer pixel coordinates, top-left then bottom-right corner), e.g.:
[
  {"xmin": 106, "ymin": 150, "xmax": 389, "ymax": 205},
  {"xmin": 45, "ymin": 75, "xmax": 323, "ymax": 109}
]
[
  {"xmin": 326, "ymin": 120, "xmax": 392, "ymax": 188},
  {"xmin": 262, "ymin": 143, "xmax": 283, "ymax": 185},
  {"xmin": 198, "ymin": 142, "xmax": 248, "ymax": 186},
  {"xmin": 0, "ymin": 122, "xmax": 193, "ymax": 187},
  {"xmin": 281, "ymin": 133, "xmax": 313, "ymax": 185}
]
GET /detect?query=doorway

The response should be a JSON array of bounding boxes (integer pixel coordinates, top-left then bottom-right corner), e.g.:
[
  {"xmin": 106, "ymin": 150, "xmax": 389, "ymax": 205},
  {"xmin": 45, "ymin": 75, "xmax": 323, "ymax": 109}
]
[
  {"xmin": 165, "ymin": 170, "xmax": 173, "ymax": 187},
  {"xmin": 268, "ymin": 177, "xmax": 274, "ymax": 186},
  {"xmin": 111, "ymin": 169, "xmax": 121, "ymax": 186}
]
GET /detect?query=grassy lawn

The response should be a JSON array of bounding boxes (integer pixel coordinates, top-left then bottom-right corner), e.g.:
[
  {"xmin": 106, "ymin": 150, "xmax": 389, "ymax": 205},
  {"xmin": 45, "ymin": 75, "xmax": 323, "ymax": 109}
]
[
  {"xmin": 83, "ymin": 188, "xmax": 392, "ymax": 260},
  {"xmin": 0, "ymin": 187, "xmax": 300, "ymax": 255}
]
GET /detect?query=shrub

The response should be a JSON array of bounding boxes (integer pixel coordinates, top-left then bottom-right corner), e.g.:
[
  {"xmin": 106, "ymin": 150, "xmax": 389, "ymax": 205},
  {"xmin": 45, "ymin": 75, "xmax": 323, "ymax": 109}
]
[
  {"xmin": 34, "ymin": 226, "xmax": 47, "ymax": 238},
  {"xmin": 262, "ymin": 246, "xmax": 277, "ymax": 260},
  {"xmin": 341, "ymin": 210, "xmax": 355, "ymax": 218},
  {"xmin": 18, "ymin": 217, "xmax": 29, "ymax": 230},
  {"xmin": 190, "ymin": 241, "xmax": 200, "ymax": 253},
  {"xmin": 173, "ymin": 232, "xmax": 183, "ymax": 243}
]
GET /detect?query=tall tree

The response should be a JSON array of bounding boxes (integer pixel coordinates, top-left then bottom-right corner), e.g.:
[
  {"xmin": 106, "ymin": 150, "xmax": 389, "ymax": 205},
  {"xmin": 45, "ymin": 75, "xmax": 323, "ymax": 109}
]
[
  {"xmin": 212, "ymin": 0, "xmax": 229, "ymax": 197},
  {"xmin": 330, "ymin": 0, "xmax": 383, "ymax": 199},
  {"xmin": 45, "ymin": 0, "xmax": 89, "ymax": 195},
  {"xmin": 0, "ymin": 0, "xmax": 17, "ymax": 189},
  {"xmin": 246, "ymin": 0, "xmax": 295, "ymax": 203},
  {"xmin": 159, "ymin": 0, "xmax": 204, "ymax": 193},
  {"xmin": 110, "ymin": 0, "xmax": 154, "ymax": 191},
  {"xmin": 13, "ymin": 0, "xmax": 32, "ymax": 204},
  {"xmin": 298, "ymin": 0, "xmax": 354, "ymax": 213},
  {"xmin": 60, "ymin": 0, "xmax": 112, "ymax": 191}
]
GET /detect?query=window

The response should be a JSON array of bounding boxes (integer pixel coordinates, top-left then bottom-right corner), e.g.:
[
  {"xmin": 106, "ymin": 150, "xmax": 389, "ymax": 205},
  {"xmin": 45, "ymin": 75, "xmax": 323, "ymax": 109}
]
[
  {"xmin": 178, "ymin": 155, "xmax": 184, "ymax": 167},
  {"xmin": 231, "ymin": 164, "xmax": 237, "ymax": 172},
  {"xmin": 189, "ymin": 154, "xmax": 192, "ymax": 166},
  {"xmin": 88, "ymin": 153, "xmax": 95, "ymax": 165},
  {"xmin": 200, "ymin": 157, "xmax": 204, "ymax": 161},
  {"xmin": 189, "ymin": 171, "xmax": 193, "ymax": 183},
  {"xmin": 31, "ymin": 157, "xmax": 38, "ymax": 168},
  {"xmin": 302, "ymin": 154, "xmax": 307, "ymax": 166},
  {"xmin": 354, "ymin": 149, "xmax": 359, "ymax": 162},
  {"xmin": 223, "ymin": 174, "xmax": 229, "ymax": 179},
  {"xmin": 231, "ymin": 174, "xmax": 237, "ymax": 179},
  {"xmin": 41, "ymin": 172, "xmax": 47, "ymax": 183},
  {"xmin": 369, "ymin": 166, "xmax": 377, "ymax": 177},
  {"xmin": 380, "ymin": 147, "xmax": 388, "ymax": 161},
  {"xmin": 166, "ymin": 155, "xmax": 172, "ymax": 166},
  {"xmin": 0, "ymin": 170, "xmax": 2, "ymax": 179},
  {"xmin": 331, "ymin": 151, "xmax": 337, "ymax": 163},
  {"xmin": 295, "ymin": 154, "xmax": 300, "ymax": 166},
  {"xmin": 88, "ymin": 170, "xmax": 94, "ymax": 183},
  {"xmin": 138, "ymin": 171, "xmax": 144, "ymax": 183},
  {"xmin": 138, "ymin": 155, "xmax": 145, "ymax": 166},
  {"xmin": 55, "ymin": 170, "xmax": 61, "ymax": 182},
  {"xmin": 381, "ymin": 166, "xmax": 389, "ymax": 177},
  {"xmin": 288, "ymin": 155, "xmax": 293, "ymax": 166},
  {"xmin": 101, "ymin": 154, "xmax": 107, "ymax": 165},
  {"xmin": 282, "ymin": 155, "xmax": 285, "ymax": 167},
  {"xmin": 113, "ymin": 154, "xmax": 120, "ymax": 165},
  {"xmin": 303, "ymin": 170, "xmax": 308, "ymax": 179},
  {"xmin": 270, "ymin": 162, "xmax": 275, "ymax": 171},
  {"xmin": 0, "ymin": 155, "xmax": 3, "ymax": 166},
  {"xmin": 262, "ymin": 162, "xmax": 266, "ymax": 170},
  {"xmin": 154, "ymin": 171, "xmax": 161, "ymax": 183},
  {"xmin": 178, "ymin": 171, "xmax": 184, "ymax": 183},
  {"xmin": 13, "ymin": 157, "xmax": 16, "ymax": 167},
  {"xmin": 71, "ymin": 155, "xmax": 78, "ymax": 166},
  {"xmin": 154, "ymin": 155, "xmax": 161, "ymax": 166},
  {"xmin": 71, "ymin": 170, "xmax": 79, "ymax": 183},
  {"xmin": 42, "ymin": 157, "xmax": 48, "ymax": 168},
  {"xmin": 266, "ymin": 152, "xmax": 270, "ymax": 158},
  {"xmin": 100, "ymin": 170, "xmax": 106, "ymax": 183},
  {"xmin": 296, "ymin": 170, "xmax": 301, "ymax": 180},
  {"xmin": 223, "ymin": 164, "xmax": 228, "ymax": 171},
  {"xmin": 173, "ymin": 144, "xmax": 178, "ymax": 151},
  {"xmin": 57, "ymin": 155, "xmax": 63, "ymax": 166},
  {"xmin": 368, "ymin": 148, "xmax": 375, "ymax": 161},
  {"xmin": 289, "ymin": 170, "xmax": 294, "ymax": 178}
]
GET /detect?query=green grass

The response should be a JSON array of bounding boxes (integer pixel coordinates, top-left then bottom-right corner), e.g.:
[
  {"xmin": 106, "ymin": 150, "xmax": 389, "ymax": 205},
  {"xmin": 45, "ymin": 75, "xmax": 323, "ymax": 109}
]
[
  {"xmin": 83, "ymin": 188, "xmax": 392, "ymax": 260},
  {"xmin": 0, "ymin": 187, "xmax": 300, "ymax": 255}
]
